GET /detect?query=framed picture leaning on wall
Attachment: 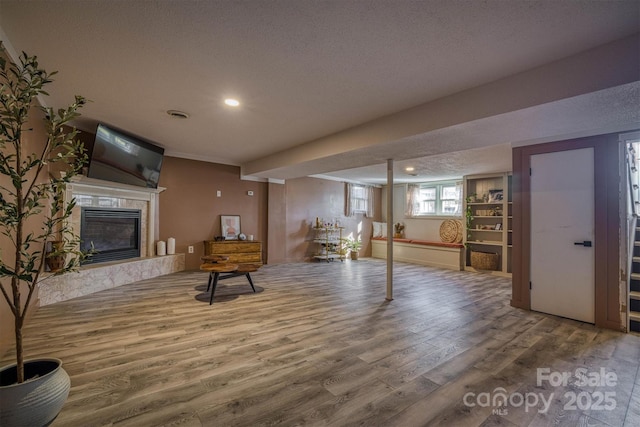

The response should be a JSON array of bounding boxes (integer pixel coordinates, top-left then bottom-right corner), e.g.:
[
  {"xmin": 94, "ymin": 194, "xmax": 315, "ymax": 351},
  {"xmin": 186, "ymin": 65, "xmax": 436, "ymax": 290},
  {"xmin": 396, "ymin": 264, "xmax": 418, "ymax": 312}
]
[
  {"xmin": 221, "ymin": 215, "xmax": 241, "ymax": 240},
  {"xmin": 488, "ymin": 189, "xmax": 503, "ymax": 203}
]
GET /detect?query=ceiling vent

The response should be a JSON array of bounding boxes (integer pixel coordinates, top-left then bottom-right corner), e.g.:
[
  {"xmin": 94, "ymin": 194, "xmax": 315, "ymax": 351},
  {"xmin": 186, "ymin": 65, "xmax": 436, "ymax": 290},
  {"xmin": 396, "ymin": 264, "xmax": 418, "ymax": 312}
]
[{"xmin": 166, "ymin": 110, "xmax": 190, "ymax": 119}]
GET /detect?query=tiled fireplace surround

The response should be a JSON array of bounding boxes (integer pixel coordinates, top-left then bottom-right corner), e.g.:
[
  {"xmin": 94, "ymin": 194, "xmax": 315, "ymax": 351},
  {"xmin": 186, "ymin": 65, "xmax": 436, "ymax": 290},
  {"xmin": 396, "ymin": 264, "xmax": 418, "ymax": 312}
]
[{"xmin": 38, "ymin": 176, "xmax": 185, "ymax": 306}]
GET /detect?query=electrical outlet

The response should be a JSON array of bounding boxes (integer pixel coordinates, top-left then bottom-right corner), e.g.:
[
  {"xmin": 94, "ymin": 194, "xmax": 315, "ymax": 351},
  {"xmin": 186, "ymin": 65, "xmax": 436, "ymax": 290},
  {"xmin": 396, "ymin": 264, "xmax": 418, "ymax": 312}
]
[{"xmin": 188, "ymin": 246, "xmax": 194, "ymax": 253}]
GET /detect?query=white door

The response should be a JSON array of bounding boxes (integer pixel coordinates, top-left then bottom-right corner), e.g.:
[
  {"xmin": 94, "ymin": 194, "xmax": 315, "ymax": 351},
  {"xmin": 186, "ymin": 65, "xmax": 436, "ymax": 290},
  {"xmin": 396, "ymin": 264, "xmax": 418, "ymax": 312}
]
[{"xmin": 530, "ymin": 147, "xmax": 595, "ymax": 323}]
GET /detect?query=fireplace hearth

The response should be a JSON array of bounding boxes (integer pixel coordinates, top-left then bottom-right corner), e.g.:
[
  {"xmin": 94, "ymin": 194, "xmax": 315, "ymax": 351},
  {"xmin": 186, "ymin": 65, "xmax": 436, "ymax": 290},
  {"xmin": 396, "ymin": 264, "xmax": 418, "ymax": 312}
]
[
  {"xmin": 80, "ymin": 208, "xmax": 141, "ymax": 264},
  {"xmin": 38, "ymin": 177, "xmax": 184, "ymax": 305}
]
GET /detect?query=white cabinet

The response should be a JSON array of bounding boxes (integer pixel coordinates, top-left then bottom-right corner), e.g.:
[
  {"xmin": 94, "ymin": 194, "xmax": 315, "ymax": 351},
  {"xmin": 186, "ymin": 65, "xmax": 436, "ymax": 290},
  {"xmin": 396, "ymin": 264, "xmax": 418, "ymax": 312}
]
[
  {"xmin": 312, "ymin": 226, "xmax": 345, "ymax": 262},
  {"xmin": 463, "ymin": 172, "xmax": 512, "ymax": 275}
]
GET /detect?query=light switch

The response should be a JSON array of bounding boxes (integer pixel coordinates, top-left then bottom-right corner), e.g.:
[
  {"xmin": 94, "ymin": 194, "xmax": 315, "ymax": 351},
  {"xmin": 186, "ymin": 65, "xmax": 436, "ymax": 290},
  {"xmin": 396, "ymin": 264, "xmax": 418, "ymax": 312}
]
[
  {"xmin": 247, "ymin": 191, "xmax": 254, "ymax": 196},
  {"xmin": 216, "ymin": 190, "xmax": 221, "ymax": 197}
]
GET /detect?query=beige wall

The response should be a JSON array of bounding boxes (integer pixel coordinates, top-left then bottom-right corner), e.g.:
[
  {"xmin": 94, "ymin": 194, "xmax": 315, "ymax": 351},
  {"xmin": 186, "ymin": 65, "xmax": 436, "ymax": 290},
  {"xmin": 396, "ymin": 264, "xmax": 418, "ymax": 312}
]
[
  {"xmin": 266, "ymin": 182, "xmax": 287, "ymax": 263},
  {"xmin": 158, "ymin": 157, "xmax": 268, "ymax": 270},
  {"xmin": 159, "ymin": 161, "xmax": 382, "ymax": 267},
  {"xmin": 284, "ymin": 177, "xmax": 381, "ymax": 261}
]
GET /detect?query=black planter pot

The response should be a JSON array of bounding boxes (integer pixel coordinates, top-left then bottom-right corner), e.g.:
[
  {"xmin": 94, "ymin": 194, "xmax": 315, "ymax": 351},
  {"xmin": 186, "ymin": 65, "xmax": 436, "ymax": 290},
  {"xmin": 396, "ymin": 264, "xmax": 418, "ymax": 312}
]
[{"xmin": 0, "ymin": 358, "xmax": 70, "ymax": 426}]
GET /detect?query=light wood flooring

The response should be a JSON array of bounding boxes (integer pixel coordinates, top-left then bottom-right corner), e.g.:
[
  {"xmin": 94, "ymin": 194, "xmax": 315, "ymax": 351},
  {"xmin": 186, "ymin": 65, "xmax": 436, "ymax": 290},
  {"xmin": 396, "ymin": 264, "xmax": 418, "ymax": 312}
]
[{"xmin": 3, "ymin": 259, "xmax": 640, "ymax": 426}]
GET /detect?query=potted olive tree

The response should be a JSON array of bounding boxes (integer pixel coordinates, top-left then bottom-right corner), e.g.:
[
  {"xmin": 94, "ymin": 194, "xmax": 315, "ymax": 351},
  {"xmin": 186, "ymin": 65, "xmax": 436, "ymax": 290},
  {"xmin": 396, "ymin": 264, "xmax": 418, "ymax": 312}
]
[{"xmin": 0, "ymin": 48, "xmax": 87, "ymax": 426}]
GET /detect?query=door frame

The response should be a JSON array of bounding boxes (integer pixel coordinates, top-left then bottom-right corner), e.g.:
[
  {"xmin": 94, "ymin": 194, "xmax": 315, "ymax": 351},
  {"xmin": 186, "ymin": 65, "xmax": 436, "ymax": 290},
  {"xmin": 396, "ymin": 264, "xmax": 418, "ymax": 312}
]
[{"xmin": 511, "ymin": 133, "xmax": 622, "ymax": 330}]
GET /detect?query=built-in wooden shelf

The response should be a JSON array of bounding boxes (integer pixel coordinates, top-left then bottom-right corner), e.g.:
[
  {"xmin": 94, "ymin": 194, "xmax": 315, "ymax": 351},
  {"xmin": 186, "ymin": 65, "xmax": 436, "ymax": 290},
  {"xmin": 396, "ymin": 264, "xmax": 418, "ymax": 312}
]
[
  {"xmin": 467, "ymin": 240, "xmax": 502, "ymax": 247},
  {"xmin": 464, "ymin": 172, "xmax": 512, "ymax": 275}
]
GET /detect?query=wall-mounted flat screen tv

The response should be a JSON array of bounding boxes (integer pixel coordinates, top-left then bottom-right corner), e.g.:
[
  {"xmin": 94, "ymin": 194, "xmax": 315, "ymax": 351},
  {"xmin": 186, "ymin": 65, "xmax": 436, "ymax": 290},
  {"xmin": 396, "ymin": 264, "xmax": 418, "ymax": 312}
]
[{"xmin": 87, "ymin": 124, "xmax": 164, "ymax": 188}]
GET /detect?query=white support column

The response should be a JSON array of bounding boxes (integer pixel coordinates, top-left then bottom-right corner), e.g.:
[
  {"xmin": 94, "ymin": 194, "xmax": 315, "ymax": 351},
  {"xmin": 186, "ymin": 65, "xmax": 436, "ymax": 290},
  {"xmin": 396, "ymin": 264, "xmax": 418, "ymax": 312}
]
[{"xmin": 386, "ymin": 159, "xmax": 394, "ymax": 301}]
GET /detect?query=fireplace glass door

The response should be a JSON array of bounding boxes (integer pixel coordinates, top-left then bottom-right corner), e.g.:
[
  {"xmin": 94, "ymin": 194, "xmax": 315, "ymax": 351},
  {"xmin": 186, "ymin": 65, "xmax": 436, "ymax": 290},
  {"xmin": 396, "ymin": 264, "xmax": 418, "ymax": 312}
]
[{"xmin": 80, "ymin": 208, "xmax": 142, "ymax": 264}]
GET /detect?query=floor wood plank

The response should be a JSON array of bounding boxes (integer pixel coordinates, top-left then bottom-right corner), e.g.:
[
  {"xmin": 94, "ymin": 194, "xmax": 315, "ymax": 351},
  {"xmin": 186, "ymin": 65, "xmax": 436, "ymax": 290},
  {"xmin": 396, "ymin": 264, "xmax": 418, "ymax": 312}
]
[{"xmin": 2, "ymin": 259, "xmax": 639, "ymax": 426}]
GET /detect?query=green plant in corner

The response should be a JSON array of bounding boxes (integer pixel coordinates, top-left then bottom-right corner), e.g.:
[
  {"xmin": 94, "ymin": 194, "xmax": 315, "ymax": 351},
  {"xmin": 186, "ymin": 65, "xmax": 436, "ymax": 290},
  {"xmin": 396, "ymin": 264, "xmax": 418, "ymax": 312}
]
[
  {"xmin": 343, "ymin": 236, "xmax": 363, "ymax": 260},
  {"xmin": 0, "ymin": 48, "xmax": 88, "ymax": 383},
  {"xmin": 465, "ymin": 195, "xmax": 475, "ymax": 245},
  {"xmin": 344, "ymin": 236, "xmax": 362, "ymax": 252}
]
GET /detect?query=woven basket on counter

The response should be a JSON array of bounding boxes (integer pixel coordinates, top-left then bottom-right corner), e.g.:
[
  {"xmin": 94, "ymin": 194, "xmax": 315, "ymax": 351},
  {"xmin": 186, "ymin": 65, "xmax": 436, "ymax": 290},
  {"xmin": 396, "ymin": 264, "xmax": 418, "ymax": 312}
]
[{"xmin": 470, "ymin": 251, "xmax": 499, "ymax": 271}]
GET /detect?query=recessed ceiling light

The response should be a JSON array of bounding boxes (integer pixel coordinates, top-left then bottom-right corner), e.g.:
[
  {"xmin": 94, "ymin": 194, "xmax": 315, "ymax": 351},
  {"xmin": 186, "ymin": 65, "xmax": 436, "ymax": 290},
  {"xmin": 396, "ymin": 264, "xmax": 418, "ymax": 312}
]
[
  {"xmin": 166, "ymin": 110, "xmax": 190, "ymax": 119},
  {"xmin": 224, "ymin": 98, "xmax": 240, "ymax": 107},
  {"xmin": 405, "ymin": 166, "xmax": 415, "ymax": 172}
]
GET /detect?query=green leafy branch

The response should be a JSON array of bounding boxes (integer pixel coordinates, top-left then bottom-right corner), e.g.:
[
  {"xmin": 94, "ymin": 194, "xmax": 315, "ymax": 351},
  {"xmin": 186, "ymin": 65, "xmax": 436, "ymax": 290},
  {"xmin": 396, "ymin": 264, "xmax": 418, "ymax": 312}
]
[{"xmin": 0, "ymin": 47, "xmax": 89, "ymax": 382}]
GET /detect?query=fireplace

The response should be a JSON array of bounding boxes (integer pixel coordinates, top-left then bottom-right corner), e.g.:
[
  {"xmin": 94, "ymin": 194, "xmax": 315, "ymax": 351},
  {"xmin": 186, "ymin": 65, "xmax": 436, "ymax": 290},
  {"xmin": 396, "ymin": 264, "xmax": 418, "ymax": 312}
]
[
  {"xmin": 80, "ymin": 208, "xmax": 142, "ymax": 264},
  {"xmin": 39, "ymin": 177, "xmax": 185, "ymax": 306}
]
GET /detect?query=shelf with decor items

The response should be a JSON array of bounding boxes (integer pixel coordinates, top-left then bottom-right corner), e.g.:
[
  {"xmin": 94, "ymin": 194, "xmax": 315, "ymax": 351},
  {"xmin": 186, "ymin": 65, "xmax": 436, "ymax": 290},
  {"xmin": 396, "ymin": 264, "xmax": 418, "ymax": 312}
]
[
  {"xmin": 312, "ymin": 225, "xmax": 345, "ymax": 262},
  {"xmin": 464, "ymin": 172, "xmax": 512, "ymax": 275}
]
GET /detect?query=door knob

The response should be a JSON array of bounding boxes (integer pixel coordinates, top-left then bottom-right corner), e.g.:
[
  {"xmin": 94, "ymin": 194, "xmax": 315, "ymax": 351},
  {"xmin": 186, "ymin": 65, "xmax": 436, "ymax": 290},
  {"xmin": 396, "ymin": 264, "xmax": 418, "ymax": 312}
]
[{"xmin": 574, "ymin": 241, "xmax": 592, "ymax": 247}]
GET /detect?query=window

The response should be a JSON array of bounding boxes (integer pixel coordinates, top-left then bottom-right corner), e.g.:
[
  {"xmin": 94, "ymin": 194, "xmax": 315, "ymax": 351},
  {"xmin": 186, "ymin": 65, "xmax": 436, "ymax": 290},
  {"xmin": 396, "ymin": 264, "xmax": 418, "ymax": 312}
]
[
  {"xmin": 419, "ymin": 187, "xmax": 436, "ymax": 214},
  {"xmin": 407, "ymin": 181, "xmax": 462, "ymax": 217},
  {"xmin": 345, "ymin": 183, "xmax": 374, "ymax": 217},
  {"xmin": 440, "ymin": 184, "xmax": 461, "ymax": 214},
  {"xmin": 351, "ymin": 185, "xmax": 368, "ymax": 213}
]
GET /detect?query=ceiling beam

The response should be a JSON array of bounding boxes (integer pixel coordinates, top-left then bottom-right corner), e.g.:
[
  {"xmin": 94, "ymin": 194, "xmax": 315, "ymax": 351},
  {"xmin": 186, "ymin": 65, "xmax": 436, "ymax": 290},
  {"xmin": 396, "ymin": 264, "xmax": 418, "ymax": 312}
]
[{"xmin": 242, "ymin": 34, "xmax": 640, "ymax": 180}]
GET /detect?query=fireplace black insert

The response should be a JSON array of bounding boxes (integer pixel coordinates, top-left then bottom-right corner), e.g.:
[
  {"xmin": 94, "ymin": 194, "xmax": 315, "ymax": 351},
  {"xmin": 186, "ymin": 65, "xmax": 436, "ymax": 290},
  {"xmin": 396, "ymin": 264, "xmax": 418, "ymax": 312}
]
[{"xmin": 80, "ymin": 208, "xmax": 141, "ymax": 264}]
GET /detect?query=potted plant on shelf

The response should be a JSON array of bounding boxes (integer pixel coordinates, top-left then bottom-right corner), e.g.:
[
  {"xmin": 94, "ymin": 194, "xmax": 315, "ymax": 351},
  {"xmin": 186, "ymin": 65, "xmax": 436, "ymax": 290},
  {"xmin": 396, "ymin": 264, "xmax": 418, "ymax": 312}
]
[
  {"xmin": 344, "ymin": 237, "xmax": 362, "ymax": 260},
  {"xmin": 0, "ymin": 48, "xmax": 88, "ymax": 426},
  {"xmin": 393, "ymin": 222, "xmax": 405, "ymax": 238}
]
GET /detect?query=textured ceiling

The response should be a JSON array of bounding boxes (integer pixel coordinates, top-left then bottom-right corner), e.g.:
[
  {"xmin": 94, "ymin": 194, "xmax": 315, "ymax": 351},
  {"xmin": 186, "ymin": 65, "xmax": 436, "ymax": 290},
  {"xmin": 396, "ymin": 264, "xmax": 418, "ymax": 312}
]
[
  {"xmin": 0, "ymin": 0, "xmax": 639, "ymax": 183},
  {"xmin": 314, "ymin": 144, "xmax": 513, "ymax": 185}
]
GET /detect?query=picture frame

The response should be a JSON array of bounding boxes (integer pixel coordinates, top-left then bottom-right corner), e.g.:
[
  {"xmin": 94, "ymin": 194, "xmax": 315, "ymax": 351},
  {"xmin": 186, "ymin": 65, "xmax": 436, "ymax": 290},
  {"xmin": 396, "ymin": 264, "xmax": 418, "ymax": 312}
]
[
  {"xmin": 495, "ymin": 223, "xmax": 502, "ymax": 231},
  {"xmin": 221, "ymin": 215, "xmax": 241, "ymax": 240},
  {"xmin": 488, "ymin": 189, "xmax": 504, "ymax": 203}
]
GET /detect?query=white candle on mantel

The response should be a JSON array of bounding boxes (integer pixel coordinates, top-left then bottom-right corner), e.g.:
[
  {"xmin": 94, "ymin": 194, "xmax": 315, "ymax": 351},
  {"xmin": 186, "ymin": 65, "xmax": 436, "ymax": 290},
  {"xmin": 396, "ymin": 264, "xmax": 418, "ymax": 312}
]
[
  {"xmin": 156, "ymin": 241, "xmax": 166, "ymax": 256},
  {"xmin": 167, "ymin": 237, "xmax": 176, "ymax": 255}
]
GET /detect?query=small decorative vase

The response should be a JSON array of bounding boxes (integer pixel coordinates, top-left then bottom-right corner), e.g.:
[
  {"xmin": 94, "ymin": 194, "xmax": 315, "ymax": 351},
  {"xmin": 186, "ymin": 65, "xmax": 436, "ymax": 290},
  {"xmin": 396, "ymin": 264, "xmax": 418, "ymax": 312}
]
[
  {"xmin": 45, "ymin": 241, "xmax": 66, "ymax": 272},
  {"xmin": 0, "ymin": 358, "xmax": 71, "ymax": 426},
  {"xmin": 394, "ymin": 233, "xmax": 403, "ymax": 238}
]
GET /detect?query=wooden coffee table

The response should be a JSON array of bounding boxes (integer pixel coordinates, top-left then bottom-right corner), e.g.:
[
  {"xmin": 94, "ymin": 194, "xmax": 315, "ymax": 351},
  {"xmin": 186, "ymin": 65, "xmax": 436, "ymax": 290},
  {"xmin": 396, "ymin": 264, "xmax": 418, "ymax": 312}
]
[{"xmin": 199, "ymin": 262, "xmax": 260, "ymax": 305}]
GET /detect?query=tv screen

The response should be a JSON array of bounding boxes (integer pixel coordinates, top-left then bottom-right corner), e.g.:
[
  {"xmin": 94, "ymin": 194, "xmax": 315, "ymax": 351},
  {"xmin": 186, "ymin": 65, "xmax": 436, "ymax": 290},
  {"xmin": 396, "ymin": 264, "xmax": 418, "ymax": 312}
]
[{"xmin": 87, "ymin": 124, "xmax": 164, "ymax": 188}]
